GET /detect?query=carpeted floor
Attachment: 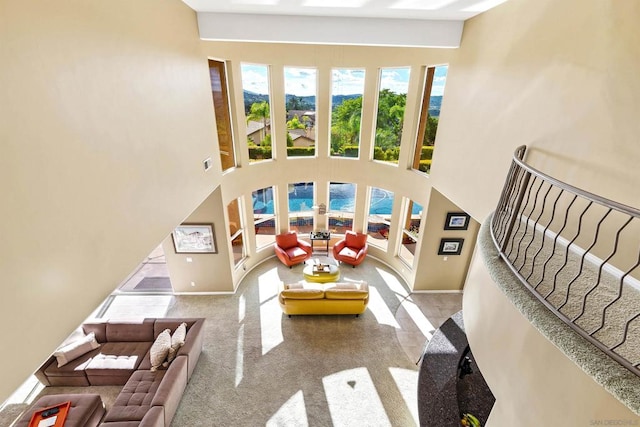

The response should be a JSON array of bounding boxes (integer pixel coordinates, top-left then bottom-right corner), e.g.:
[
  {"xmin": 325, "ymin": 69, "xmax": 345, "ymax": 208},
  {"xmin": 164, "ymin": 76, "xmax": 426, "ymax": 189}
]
[{"xmin": 2, "ymin": 256, "xmax": 424, "ymax": 427}]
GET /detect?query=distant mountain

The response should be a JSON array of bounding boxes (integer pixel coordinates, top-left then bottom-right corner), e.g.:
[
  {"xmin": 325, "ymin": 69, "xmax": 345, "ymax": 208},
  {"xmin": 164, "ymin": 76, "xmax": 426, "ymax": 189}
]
[{"xmin": 243, "ymin": 91, "xmax": 443, "ymax": 117}]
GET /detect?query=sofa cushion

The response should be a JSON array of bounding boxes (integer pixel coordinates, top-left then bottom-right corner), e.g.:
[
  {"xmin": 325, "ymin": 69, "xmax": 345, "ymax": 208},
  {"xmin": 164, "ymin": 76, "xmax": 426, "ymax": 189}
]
[
  {"xmin": 285, "ymin": 246, "xmax": 308, "ymax": 260},
  {"xmin": 275, "ymin": 232, "xmax": 298, "ymax": 249},
  {"xmin": 104, "ymin": 369, "xmax": 166, "ymax": 423},
  {"xmin": 53, "ymin": 332, "xmax": 101, "ymax": 367},
  {"xmin": 82, "ymin": 322, "xmax": 107, "ymax": 343},
  {"xmin": 345, "ymin": 231, "xmax": 367, "ymax": 248},
  {"xmin": 337, "ymin": 246, "xmax": 359, "ymax": 260},
  {"xmin": 167, "ymin": 322, "xmax": 187, "ymax": 363},
  {"xmin": 85, "ymin": 342, "xmax": 151, "ymax": 376},
  {"xmin": 106, "ymin": 319, "xmax": 155, "ymax": 342},
  {"xmin": 280, "ymin": 288, "xmax": 325, "ymax": 299},
  {"xmin": 325, "ymin": 282, "xmax": 369, "ymax": 300},
  {"xmin": 44, "ymin": 348, "xmax": 99, "ymax": 378},
  {"xmin": 149, "ymin": 329, "xmax": 171, "ymax": 371}
]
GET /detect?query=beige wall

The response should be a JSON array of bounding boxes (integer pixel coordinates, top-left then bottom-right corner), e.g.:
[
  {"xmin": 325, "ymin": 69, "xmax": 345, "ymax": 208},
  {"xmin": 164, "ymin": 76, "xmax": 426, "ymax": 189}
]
[
  {"xmin": 464, "ymin": 245, "xmax": 640, "ymax": 425},
  {"xmin": 430, "ymin": 0, "xmax": 640, "ymax": 222},
  {"xmin": 413, "ymin": 188, "xmax": 479, "ymax": 291},
  {"xmin": 0, "ymin": 1, "xmax": 219, "ymax": 401},
  {"xmin": 162, "ymin": 187, "xmax": 234, "ymax": 293}
]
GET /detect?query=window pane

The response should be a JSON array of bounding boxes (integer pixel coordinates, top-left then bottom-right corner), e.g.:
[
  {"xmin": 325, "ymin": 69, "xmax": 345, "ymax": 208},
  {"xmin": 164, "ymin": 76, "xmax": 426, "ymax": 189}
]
[
  {"xmin": 208, "ymin": 59, "xmax": 236, "ymax": 171},
  {"xmin": 288, "ymin": 182, "xmax": 314, "ymax": 233},
  {"xmin": 399, "ymin": 199, "xmax": 423, "ymax": 267},
  {"xmin": 227, "ymin": 198, "xmax": 245, "ymax": 266},
  {"xmin": 374, "ymin": 67, "xmax": 410, "ymax": 165},
  {"xmin": 412, "ymin": 65, "xmax": 448, "ymax": 175},
  {"xmin": 330, "ymin": 69, "xmax": 365, "ymax": 158},
  {"xmin": 253, "ymin": 186, "xmax": 276, "ymax": 249},
  {"xmin": 328, "ymin": 182, "xmax": 356, "ymax": 234},
  {"xmin": 241, "ymin": 64, "xmax": 273, "ymax": 163},
  {"xmin": 366, "ymin": 187, "xmax": 394, "ymax": 251},
  {"xmin": 284, "ymin": 67, "xmax": 316, "ymax": 158}
]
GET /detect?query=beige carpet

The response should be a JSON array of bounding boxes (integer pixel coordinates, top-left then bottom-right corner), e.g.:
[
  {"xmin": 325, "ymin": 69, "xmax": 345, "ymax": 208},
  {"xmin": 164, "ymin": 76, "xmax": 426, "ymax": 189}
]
[
  {"xmin": 1, "ymin": 256, "xmax": 422, "ymax": 427},
  {"xmin": 506, "ymin": 225, "xmax": 640, "ymax": 366}
]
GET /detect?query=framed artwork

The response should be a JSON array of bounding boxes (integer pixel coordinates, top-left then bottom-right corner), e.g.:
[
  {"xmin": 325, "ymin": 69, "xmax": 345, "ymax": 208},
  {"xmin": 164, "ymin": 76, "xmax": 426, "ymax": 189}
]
[
  {"xmin": 444, "ymin": 212, "xmax": 470, "ymax": 230},
  {"xmin": 172, "ymin": 223, "xmax": 217, "ymax": 254},
  {"xmin": 438, "ymin": 238, "xmax": 464, "ymax": 255}
]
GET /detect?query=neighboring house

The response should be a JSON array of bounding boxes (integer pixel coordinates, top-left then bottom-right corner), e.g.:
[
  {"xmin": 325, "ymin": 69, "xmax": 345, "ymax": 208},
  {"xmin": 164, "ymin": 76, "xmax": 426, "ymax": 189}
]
[
  {"xmin": 246, "ymin": 120, "xmax": 270, "ymax": 144},
  {"xmin": 289, "ymin": 132, "xmax": 315, "ymax": 148}
]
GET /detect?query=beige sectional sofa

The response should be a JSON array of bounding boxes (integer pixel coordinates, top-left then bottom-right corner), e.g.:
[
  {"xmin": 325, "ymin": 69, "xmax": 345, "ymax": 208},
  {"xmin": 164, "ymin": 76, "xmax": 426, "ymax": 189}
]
[{"xmin": 34, "ymin": 318, "xmax": 205, "ymax": 427}]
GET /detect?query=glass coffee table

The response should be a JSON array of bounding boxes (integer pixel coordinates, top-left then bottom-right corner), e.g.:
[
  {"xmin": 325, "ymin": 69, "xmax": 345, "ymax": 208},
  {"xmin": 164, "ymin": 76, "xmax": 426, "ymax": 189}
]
[{"xmin": 302, "ymin": 264, "xmax": 340, "ymax": 283}]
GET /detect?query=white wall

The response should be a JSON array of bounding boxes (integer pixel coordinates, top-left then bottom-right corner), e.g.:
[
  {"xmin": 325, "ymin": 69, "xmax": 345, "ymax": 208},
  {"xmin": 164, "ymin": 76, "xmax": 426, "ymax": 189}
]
[{"xmin": 0, "ymin": 0, "xmax": 219, "ymax": 401}]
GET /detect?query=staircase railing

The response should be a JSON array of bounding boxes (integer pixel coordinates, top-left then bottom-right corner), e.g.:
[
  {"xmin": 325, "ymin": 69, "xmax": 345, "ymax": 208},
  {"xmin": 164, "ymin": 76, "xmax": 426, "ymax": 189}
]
[{"xmin": 491, "ymin": 145, "xmax": 640, "ymax": 376}]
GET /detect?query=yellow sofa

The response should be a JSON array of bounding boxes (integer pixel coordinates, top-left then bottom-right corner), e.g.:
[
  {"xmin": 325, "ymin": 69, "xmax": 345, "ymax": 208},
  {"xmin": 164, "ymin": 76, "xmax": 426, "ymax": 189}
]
[{"xmin": 278, "ymin": 281, "xmax": 369, "ymax": 316}]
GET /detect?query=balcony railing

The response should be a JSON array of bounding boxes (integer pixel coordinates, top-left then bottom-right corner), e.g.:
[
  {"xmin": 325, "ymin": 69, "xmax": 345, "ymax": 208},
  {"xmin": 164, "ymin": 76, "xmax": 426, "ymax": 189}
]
[{"xmin": 491, "ymin": 146, "xmax": 640, "ymax": 376}]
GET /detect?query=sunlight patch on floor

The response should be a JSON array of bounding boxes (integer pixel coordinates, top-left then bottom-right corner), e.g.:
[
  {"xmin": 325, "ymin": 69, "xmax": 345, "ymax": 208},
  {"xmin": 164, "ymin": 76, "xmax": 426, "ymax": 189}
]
[
  {"xmin": 323, "ymin": 367, "xmax": 392, "ymax": 427},
  {"xmin": 258, "ymin": 267, "xmax": 281, "ymax": 304},
  {"xmin": 266, "ymin": 390, "xmax": 308, "ymax": 427},
  {"xmin": 259, "ymin": 295, "xmax": 284, "ymax": 355},
  {"xmin": 235, "ymin": 324, "xmax": 245, "ymax": 387},
  {"xmin": 397, "ymin": 295, "xmax": 435, "ymax": 340},
  {"xmin": 238, "ymin": 293, "xmax": 246, "ymax": 323},
  {"xmin": 377, "ymin": 267, "xmax": 410, "ymax": 298},
  {"xmin": 389, "ymin": 367, "xmax": 419, "ymax": 426},
  {"xmin": 368, "ymin": 286, "xmax": 401, "ymax": 328}
]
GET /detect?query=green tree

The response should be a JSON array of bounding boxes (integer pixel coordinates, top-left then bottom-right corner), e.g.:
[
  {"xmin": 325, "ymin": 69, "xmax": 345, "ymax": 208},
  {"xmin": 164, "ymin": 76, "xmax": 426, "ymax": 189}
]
[
  {"xmin": 424, "ymin": 116, "xmax": 439, "ymax": 146},
  {"xmin": 374, "ymin": 89, "xmax": 406, "ymax": 152},
  {"xmin": 247, "ymin": 101, "xmax": 271, "ymax": 141},
  {"xmin": 287, "ymin": 115, "xmax": 306, "ymax": 130},
  {"xmin": 330, "ymin": 97, "xmax": 362, "ymax": 156}
]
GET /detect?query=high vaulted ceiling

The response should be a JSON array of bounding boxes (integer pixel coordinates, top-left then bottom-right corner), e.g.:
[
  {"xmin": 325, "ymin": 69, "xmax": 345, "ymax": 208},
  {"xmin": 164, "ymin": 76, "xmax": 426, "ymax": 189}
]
[{"xmin": 182, "ymin": 0, "xmax": 510, "ymax": 48}]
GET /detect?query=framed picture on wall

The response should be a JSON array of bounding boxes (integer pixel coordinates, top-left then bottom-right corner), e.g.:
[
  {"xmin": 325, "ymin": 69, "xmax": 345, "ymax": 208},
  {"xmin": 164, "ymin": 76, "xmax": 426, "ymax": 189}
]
[
  {"xmin": 444, "ymin": 212, "xmax": 470, "ymax": 230},
  {"xmin": 172, "ymin": 223, "xmax": 217, "ymax": 254},
  {"xmin": 438, "ymin": 238, "xmax": 464, "ymax": 255}
]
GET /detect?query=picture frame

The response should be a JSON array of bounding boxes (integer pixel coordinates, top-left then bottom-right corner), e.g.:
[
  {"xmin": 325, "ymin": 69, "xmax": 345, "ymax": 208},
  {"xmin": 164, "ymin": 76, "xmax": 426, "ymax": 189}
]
[
  {"xmin": 438, "ymin": 238, "xmax": 464, "ymax": 255},
  {"xmin": 172, "ymin": 223, "xmax": 217, "ymax": 254},
  {"xmin": 444, "ymin": 212, "xmax": 470, "ymax": 230}
]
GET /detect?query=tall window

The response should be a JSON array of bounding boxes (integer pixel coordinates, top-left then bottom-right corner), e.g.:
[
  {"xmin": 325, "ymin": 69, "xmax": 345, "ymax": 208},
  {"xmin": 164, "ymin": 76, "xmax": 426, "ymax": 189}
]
[
  {"xmin": 252, "ymin": 186, "xmax": 276, "ymax": 249},
  {"xmin": 412, "ymin": 65, "xmax": 448, "ymax": 174},
  {"xmin": 288, "ymin": 182, "xmax": 314, "ymax": 233},
  {"xmin": 330, "ymin": 69, "xmax": 365, "ymax": 158},
  {"xmin": 227, "ymin": 198, "xmax": 245, "ymax": 266},
  {"xmin": 241, "ymin": 63, "xmax": 273, "ymax": 163},
  {"xmin": 366, "ymin": 187, "xmax": 394, "ymax": 251},
  {"xmin": 284, "ymin": 67, "xmax": 317, "ymax": 158},
  {"xmin": 328, "ymin": 182, "xmax": 356, "ymax": 234},
  {"xmin": 373, "ymin": 67, "xmax": 410, "ymax": 165},
  {"xmin": 208, "ymin": 59, "xmax": 236, "ymax": 171},
  {"xmin": 399, "ymin": 199, "xmax": 423, "ymax": 267}
]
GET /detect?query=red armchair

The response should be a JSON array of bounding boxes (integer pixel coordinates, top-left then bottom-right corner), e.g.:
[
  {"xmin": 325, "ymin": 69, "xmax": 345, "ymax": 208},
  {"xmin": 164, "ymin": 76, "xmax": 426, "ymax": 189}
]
[
  {"xmin": 274, "ymin": 231, "xmax": 313, "ymax": 268},
  {"xmin": 333, "ymin": 231, "xmax": 368, "ymax": 267}
]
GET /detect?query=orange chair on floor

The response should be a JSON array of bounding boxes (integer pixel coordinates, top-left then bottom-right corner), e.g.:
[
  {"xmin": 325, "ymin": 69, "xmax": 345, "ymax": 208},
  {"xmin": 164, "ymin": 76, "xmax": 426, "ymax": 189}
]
[
  {"xmin": 274, "ymin": 231, "xmax": 313, "ymax": 268},
  {"xmin": 333, "ymin": 231, "xmax": 368, "ymax": 267}
]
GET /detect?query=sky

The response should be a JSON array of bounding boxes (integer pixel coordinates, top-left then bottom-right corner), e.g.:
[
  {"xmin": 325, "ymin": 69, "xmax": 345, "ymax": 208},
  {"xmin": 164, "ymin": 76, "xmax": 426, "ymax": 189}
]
[{"xmin": 241, "ymin": 64, "xmax": 448, "ymax": 97}]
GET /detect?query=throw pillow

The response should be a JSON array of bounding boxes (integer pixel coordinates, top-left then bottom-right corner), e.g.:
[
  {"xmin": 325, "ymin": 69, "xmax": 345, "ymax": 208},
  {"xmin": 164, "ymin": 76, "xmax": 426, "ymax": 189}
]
[
  {"xmin": 53, "ymin": 332, "xmax": 100, "ymax": 368},
  {"xmin": 149, "ymin": 329, "xmax": 171, "ymax": 371},
  {"xmin": 166, "ymin": 322, "xmax": 187, "ymax": 364}
]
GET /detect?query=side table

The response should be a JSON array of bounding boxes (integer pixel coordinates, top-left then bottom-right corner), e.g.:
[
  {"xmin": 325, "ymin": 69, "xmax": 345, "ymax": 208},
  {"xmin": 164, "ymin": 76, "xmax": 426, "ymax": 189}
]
[{"xmin": 310, "ymin": 231, "xmax": 330, "ymax": 253}]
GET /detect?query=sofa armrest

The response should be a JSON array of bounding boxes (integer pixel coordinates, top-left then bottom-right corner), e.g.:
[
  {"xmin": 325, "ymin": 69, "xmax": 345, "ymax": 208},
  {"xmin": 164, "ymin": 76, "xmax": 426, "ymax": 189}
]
[
  {"xmin": 177, "ymin": 319, "xmax": 205, "ymax": 380},
  {"xmin": 355, "ymin": 243, "xmax": 369, "ymax": 262},
  {"xmin": 34, "ymin": 356, "xmax": 57, "ymax": 386},
  {"xmin": 332, "ymin": 239, "xmax": 347, "ymax": 255},
  {"xmin": 298, "ymin": 239, "xmax": 312, "ymax": 254},
  {"xmin": 151, "ymin": 356, "xmax": 188, "ymax": 427},
  {"xmin": 139, "ymin": 406, "xmax": 164, "ymax": 427}
]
